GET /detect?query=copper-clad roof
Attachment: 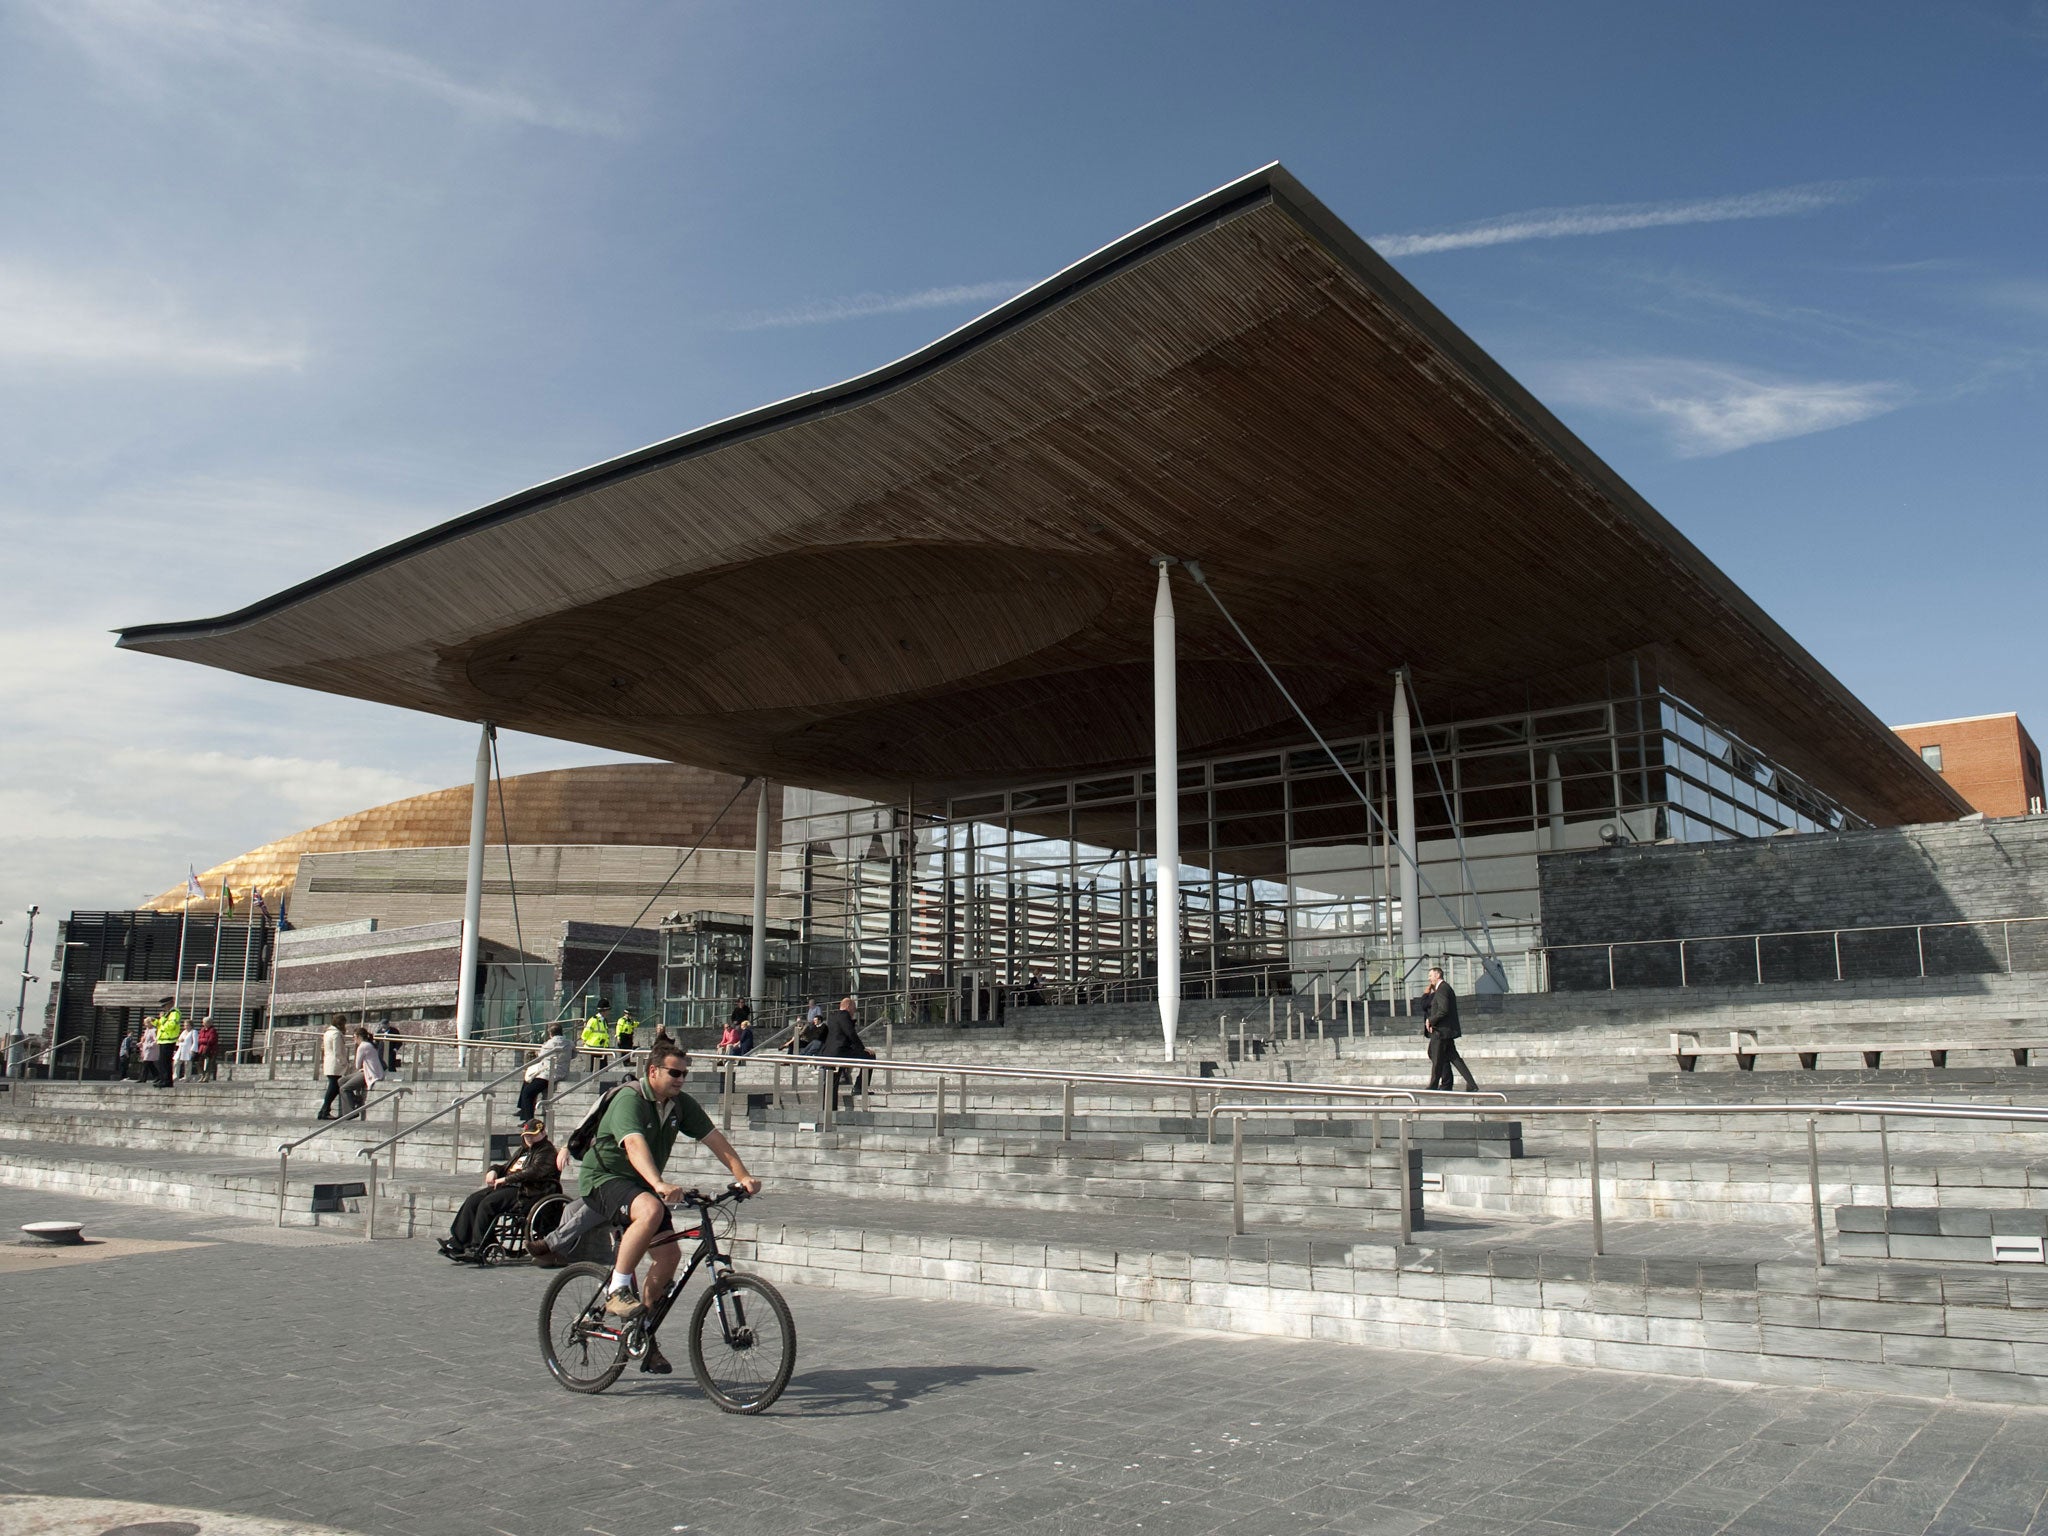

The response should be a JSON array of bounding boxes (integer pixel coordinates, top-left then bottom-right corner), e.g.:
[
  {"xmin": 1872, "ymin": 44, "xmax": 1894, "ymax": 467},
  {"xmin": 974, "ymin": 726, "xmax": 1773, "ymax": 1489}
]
[{"xmin": 117, "ymin": 165, "xmax": 1961, "ymax": 827}]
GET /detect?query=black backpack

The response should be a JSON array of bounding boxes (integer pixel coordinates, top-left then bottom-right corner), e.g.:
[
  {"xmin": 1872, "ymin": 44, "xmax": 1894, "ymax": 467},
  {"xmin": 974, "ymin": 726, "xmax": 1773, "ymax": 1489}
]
[{"xmin": 565, "ymin": 1083, "xmax": 629, "ymax": 1161}]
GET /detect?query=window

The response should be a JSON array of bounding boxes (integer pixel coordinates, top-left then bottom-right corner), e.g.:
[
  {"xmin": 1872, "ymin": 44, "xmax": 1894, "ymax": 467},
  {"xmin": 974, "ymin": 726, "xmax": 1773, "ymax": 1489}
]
[{"xmin": 1920, "ymin": 744, "xmax": 1944, "ymax": 772}]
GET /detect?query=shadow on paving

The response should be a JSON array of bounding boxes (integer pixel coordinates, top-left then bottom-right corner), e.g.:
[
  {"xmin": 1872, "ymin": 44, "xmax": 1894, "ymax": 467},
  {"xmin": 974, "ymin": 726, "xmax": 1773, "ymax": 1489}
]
[{"xmin": 606, "ymin": 1361, "xmax": 1035, "ymax": 1416}]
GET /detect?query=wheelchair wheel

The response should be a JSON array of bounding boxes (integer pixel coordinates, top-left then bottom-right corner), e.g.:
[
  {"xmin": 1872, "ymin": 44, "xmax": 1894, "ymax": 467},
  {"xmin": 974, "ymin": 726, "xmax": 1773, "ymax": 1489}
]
[{"xmin": 527, "ymin": 1193, "xmax": 569, "ymax": 1247}]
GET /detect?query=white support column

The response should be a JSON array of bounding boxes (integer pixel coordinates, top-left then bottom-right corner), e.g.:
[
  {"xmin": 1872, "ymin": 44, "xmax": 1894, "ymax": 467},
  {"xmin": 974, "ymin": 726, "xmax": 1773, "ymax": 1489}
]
[
  {"xmin": 1152, "ymin": 560, "xmax": 1180, "ymax": 1062},
  {"xmin": 453, "ymin": 722, "xmax": 491, "ymax": 1059},
  {"xmin": 750, "ymin": 780, "xmax": 772, "ymax": 1010},
  {"xmin": 1393, "ymin": 674, "xmax": 1420, "ymax": 959}
]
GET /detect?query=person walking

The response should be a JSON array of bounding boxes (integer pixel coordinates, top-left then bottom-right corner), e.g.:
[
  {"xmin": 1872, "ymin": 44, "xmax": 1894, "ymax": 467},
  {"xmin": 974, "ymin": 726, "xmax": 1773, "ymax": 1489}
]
[
  {"xmin": 517, "ymin": 1023, "xmax": 572, "ymax": 1124},
  {"xmin": 116, "ymin": 1027, "xmax": 139, "ymax": 1082},
  {"xmin": 139, "ymin": 1022, "xmax": 163, "ymax": 1087},
  {"xmin": 316, "ymin": 1018, "xmax": 349, "ymax": 1120},
  {"xmin": 1422, "ymin": 967, "xmax": 1478, "ymax": 1092},
  {"xmin": 339, "ymin": 1026, "xmax": 388, "ymax": 1119},
  {"xmin": 821, "ymin": 996, "xmax": 873, "ymax": 1109},
  {"xmin": 195, "ymin": 1017, "xmax": 219, "ymax": 1081},
  {"xmin": 153, "ymin": 1004, "xmax": 182, "ymax": 1089}
]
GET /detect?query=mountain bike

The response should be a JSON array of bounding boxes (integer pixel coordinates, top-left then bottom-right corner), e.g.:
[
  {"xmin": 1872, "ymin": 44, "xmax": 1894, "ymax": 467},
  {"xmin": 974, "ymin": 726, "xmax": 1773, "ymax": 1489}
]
[{"xmin": 537, "ymin": 1185, "xmax": 796, "ymax": 1412}]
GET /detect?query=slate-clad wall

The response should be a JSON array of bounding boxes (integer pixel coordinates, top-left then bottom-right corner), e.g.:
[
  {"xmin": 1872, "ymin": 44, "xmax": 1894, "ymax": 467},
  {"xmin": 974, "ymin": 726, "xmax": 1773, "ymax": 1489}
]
[{"xmin": 1541, "ymin": 817, "xmax": 2048, "ymax": 990}]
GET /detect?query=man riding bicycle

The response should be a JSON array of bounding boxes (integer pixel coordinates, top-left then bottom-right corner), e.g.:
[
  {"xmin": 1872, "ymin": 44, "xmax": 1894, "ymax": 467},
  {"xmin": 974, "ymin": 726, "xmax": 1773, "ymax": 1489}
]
[{"xmin": 553, "ymin": 1040, "xmax": 761, "ymax": 1375}]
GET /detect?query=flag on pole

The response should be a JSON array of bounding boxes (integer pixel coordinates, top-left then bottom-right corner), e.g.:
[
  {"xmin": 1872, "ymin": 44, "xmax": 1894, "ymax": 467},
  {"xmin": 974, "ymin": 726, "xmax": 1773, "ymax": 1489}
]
[
  {"xmin": 220, "ymin": 880, "xmax": 235, "ymax": 917},
  {"xmin": 185, "ymin": 868, "xmax": 204, "ymax": 899}
]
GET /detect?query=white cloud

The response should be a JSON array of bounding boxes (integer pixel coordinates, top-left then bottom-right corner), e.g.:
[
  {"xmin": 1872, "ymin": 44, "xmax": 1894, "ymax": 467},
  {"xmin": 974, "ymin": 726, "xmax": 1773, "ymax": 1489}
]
[
  {"xmin": 24, "ymin": 0, "xmax": 620, "ymax": 135},
  {"xmin": 1372, "ymin": 182, "xmax": 1867, "ymax": 258},
  {"xmin": 723, "ymin": 280, "xmax": 1025, "ymax": 331},
  {"xmin": 1540, "ymin": 357, "xmax": 1908, "ymax": 457},
  {"xmin": 0, "ymin": 262, "xmax": 305, "ymax": 373}
]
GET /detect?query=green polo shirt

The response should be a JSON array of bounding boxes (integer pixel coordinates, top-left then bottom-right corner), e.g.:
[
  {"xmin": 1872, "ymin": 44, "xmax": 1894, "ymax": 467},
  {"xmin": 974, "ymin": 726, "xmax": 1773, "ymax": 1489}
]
[{"xmin": 578, "ymin": 1078, "xmax": 714, "ymax": 1197}]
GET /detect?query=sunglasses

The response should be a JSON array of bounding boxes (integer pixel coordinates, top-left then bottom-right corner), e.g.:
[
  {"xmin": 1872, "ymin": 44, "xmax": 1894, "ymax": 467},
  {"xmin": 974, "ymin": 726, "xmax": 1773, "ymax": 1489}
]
[{"xmin": 655, "ymin": 1065, "xmax": 689, "ymax": 1079}]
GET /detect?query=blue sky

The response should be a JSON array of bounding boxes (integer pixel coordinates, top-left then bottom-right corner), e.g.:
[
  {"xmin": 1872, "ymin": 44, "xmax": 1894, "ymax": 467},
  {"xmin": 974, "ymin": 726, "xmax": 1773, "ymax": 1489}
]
[{"xmin": 2, "ymin": 0, "xmax": 2044, "ymax": 953}]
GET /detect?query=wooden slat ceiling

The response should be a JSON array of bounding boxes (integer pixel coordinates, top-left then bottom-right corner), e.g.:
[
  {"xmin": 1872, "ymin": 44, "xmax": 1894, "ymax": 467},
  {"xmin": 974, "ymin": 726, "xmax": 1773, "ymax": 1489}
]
[{"xmin": 118, "ymin": 166, "xmax": 1962, "ymax": 828}]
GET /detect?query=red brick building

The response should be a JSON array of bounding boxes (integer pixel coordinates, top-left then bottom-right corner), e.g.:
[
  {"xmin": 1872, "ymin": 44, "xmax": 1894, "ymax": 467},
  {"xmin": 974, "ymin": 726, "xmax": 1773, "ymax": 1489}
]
[{"xmin": 1891, "ymin": 713, "xmax": 2045, "ymax": 819}]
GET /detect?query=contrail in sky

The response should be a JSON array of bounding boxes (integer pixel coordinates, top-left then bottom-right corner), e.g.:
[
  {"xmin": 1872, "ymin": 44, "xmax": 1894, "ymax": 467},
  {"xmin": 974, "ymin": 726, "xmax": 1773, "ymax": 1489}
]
[{"xmin": 1372, "ymin": 181, "xmax": 1869, "ymax": 257}]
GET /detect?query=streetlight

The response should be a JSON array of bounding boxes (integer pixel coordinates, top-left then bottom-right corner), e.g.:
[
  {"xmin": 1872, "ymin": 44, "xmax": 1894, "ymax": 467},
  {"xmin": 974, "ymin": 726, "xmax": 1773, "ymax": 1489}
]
[{"xmin": 8, "ymin": 906, "xmax": 38, "ymax": 1080}]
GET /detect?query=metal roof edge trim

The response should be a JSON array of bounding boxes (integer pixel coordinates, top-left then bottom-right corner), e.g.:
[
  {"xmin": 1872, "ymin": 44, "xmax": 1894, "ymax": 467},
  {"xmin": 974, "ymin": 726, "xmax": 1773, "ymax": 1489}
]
[{"xmin": 114, "ymin": 163, "xmax": 1291, "ymax": 651}]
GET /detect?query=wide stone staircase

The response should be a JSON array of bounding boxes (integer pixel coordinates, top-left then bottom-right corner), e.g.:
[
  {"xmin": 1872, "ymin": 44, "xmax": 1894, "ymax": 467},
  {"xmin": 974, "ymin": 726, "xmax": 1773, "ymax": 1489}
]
[{"xmin": 6, "ymin": 984, "xmax": 2048, "ymax": 1403}]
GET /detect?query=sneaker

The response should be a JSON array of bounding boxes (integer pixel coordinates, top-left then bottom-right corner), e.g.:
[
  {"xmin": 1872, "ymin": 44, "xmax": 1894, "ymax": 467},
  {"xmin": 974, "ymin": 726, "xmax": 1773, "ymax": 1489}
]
[
  {"xmin": 603, "ymin": 1287, "xmax": 647, "ymax": 1321},
  {"xmin": 639, "ymin": 1340, "xmax": 673, "ymax": 1375}
]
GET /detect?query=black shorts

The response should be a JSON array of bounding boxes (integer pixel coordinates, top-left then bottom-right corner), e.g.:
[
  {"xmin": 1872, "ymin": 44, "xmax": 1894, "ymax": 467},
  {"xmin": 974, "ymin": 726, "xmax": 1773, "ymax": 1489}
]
[{"xmin": 590, "ymin": 1178, "xmax": 670, "ymax": 1233}]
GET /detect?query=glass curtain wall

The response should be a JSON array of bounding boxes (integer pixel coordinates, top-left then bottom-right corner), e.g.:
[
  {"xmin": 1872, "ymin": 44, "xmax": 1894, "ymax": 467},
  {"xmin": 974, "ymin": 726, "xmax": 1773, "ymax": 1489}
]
[{"xmin": 779, "ymin": 687, "xmax": 1864, "ymax": 1006}]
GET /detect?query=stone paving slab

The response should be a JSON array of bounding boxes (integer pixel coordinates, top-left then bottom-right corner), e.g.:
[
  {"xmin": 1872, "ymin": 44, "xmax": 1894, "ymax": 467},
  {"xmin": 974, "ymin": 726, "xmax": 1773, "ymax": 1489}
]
[{"xmin": 4, "ymin": 1188, "xmax": 2048, "ymax": 1536}]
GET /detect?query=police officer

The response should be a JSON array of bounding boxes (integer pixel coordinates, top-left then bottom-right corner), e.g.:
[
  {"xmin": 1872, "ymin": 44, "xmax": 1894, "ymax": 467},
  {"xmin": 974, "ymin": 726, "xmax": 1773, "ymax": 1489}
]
[{"xmin": 579, "ymin": 1000, "xmax": 613, "ymax": 1069}]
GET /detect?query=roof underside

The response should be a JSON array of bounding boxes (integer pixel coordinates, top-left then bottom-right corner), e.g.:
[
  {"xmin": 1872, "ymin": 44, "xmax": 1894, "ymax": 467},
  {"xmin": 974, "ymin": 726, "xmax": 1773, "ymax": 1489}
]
[{"xmin": 118, "ymin": 166, "xmax": 1963, "ymax": 828}]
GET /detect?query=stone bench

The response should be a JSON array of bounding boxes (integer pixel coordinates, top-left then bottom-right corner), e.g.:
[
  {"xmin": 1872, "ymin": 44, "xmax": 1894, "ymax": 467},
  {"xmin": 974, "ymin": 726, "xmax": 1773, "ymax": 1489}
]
[
  {"xmin": 1836, "ymin": 1206, "xmax": 2048, "ymax": 1263},
  {"xmin": 1671, "ymin": 1028, "xmax": 2044, "ymax": 1072}
]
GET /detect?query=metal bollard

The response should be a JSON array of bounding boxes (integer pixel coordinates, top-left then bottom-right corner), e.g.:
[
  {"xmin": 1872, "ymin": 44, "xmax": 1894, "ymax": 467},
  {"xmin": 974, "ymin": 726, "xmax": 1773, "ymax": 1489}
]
[
  {"xmin": 1397, "ymin": 1115, "xmax": 1413, "ymax": 1245},
  {"xmin": 1231, "ymin": 1115, "xmax": 1245, "ymax": 1235},
  {"xmin": 1808, "ymin": 1116, "xmax": 1826, "ymax": 1269},
  {"xmin": 1588, "ymin": 1115, "xmax": 1604, "ymax": 1256}
]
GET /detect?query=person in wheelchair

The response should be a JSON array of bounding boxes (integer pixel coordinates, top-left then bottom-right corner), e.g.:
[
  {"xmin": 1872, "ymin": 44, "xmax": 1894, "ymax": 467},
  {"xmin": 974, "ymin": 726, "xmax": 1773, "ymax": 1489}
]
[{"xmin": 440, "ymin": 1117, "xmax": 561, "ymax": 1263}]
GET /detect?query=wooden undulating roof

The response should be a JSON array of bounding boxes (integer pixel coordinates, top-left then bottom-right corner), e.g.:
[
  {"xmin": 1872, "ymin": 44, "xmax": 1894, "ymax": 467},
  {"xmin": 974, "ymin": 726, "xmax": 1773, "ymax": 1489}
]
[{"xmin": 117, "ymin": 165, "xmax": 1962, "ymax": 828}]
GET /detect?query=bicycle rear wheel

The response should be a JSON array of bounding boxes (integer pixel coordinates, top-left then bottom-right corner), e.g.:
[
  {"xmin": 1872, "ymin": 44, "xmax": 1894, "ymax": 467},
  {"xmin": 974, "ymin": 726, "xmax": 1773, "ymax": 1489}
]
[
  {"xmin": 687, "ymin": 1272, "xmax": 796, "ymax": 1414},
  {"xmin": 539, "ymin": 1262, "xmax": 628, "ymax": 1393}
]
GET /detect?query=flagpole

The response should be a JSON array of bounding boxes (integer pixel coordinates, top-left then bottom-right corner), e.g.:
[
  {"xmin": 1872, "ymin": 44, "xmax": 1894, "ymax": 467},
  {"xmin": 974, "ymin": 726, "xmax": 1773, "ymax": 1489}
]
[
  {"xmin": 174, "ymin": 885, "xmax": 192, "ymax": 1020},
  {"xmin": 236, "ymin": 893, "xmax": 258, "ymax": 1065},
  {"xmin": 207, "ymin": 885, "xmax": 226, "ymax": 1021}
]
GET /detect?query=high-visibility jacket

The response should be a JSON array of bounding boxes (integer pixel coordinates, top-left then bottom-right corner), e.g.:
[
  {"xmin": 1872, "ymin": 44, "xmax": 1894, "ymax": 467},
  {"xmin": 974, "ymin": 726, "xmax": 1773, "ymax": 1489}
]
[
  {"xmin": 580, "ymin": 1017, "xmax": 611, "ymax": 1051},
  {"xmin": 156, "ymin": 1011, "xmax": 183, "ymax": 1045},
  {"xmin": 613, "ymin": 1014, "xmax": 638, "ymax": 1047}
]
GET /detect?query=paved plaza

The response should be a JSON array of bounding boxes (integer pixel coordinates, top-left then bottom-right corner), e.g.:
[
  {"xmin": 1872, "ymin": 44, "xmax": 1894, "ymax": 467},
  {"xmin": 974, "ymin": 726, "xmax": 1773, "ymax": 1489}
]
[{"xmin": 2, "ymin": 1188, "xmax": 2046, "ymax": 1536}]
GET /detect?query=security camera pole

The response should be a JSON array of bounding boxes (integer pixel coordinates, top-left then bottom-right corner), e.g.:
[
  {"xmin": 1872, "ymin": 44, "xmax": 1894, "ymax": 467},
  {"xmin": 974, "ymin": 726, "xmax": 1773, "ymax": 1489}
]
[{"xmin": 8, "ymin": 905, "xmax": 39, "ymax": 1079}]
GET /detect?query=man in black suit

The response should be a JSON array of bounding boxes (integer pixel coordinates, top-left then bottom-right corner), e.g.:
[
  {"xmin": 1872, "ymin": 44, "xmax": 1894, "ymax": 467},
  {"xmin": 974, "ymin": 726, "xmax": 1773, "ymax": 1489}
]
[
  {"xmin": 1423, "ymin": 967, "xmax": 1478, "ymax": 1092},
  {"xmin": 821, "ymin": 996, "xmax": 874, "ymax": 1108}
]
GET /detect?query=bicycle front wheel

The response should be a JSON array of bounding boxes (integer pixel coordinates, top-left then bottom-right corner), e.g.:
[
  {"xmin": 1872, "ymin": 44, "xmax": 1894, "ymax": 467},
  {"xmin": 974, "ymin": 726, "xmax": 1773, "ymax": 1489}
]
[
  {"xmin": 687, "ymin": 1272, "xmax": 796, "ymax": 1413},
  {"xmin": 538, "ymin": 1262, "xmax": 628, "ymax": 1394}
]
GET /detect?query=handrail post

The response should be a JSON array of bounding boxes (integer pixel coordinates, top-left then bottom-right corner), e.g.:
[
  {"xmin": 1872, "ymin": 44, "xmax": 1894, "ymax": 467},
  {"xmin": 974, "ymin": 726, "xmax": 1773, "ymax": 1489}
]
[
  {"xmin": 1916, "ymin": 926, "xmax": 1926, "ymax": 979},
  {"xmin": 1807, "ymin": 1115, "xmax": 1825, "ymax": 1269},
  {"xmin": 1678, "ymin": 940, "xmax": 1686, "ymax": 989},
  {"xmin": 1588, "ymin": 1115, "xmax": 1604, "ymax": 1256},
  {"xmin": 1754, "ymin": 934, "xmax": 1763, "ymax": 985},
  {"xmin": 1061, "ymin": 1080, "xmax": 1073, "ymax": 1142},
  {"xmin": 722, "ymin": 1059, "xmax": 735, "ymax": 1133},
  {"xmin": 481, "ymin": 1090, "xmax": 492, "ymax": 1171},
  {"xmin": 1397, "ymin": 1115, "xmax": 1412, "ymax": 1245},
  {"xmin": 1834, "ymin": 929, "xmax": 1843, "ymax": 982},
  {"xmin": 364, "ymin": 1157, "xmax": 377, "ymax": 1244},
  {"xmin": 1606, "ymin": 945, "xmax": 1615, "ymax": 990},
  {"xmin": 935, "ymin": 1075, "xmax": 947, "ymax": 1139},
  {"xmin": 451, "ymin": 1100, "xmax": 463, "ymax": 1175},
  {"xmin": 277, "ymin": 1148, "xmax": 288, "ymax": 1228},
  {"xmin": 2005, "ymin": 921, "xmax": 2014, "ymax": 974},
  {"xmin": 1879, "ymin": 1114, "xmax": 1893, "ymax": 1209},
  {"xmin": 1231, "ymin": 1114, "xmax": 1244, "ymax": 1235}
]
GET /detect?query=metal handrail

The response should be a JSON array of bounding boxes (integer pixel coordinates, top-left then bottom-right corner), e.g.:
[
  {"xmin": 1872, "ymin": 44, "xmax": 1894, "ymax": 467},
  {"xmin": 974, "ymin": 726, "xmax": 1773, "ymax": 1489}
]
[
  {"xmin": 276, "ymin": 1083, "xmax": 409, "ymax": 1227},
  {"xmin": 1208, "ymin": 1096, "xmax": 2048, "ymax": 1258},
  {"xmin": 347, "ymin": 1055, "xmax": 548, "ymax": 1244},
  {"xmin": 723, "ymin": 1049, "xmax": 1504, "ymax": 1139}
]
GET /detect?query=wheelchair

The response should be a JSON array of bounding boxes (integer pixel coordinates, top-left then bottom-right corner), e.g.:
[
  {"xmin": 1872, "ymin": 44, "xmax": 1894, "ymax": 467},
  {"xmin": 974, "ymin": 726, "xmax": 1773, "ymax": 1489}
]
[{"xmin": 472, "ymin": 1190, "xmax": 571, "ymax": 1266}]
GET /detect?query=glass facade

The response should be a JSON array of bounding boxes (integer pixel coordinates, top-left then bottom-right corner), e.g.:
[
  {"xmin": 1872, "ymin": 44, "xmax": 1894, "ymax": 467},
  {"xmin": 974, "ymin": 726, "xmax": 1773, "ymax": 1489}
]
[{"xmin": 777, "ymin": 685, "xmax": 1865, "ymax": 1013}]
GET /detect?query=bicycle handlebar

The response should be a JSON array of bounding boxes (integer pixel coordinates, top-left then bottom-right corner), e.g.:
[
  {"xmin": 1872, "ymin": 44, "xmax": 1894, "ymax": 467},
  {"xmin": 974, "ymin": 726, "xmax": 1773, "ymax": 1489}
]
[{"xmin": 670, "ymin": 1183, "xmax": 752, "ymax": 1210}]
